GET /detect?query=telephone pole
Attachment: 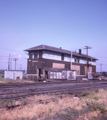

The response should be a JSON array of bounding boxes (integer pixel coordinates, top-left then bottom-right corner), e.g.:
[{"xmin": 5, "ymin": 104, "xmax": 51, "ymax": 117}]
[
  {"xmin": 100, "ymin": 63, "xmax": 102, "ymax": 72},
  {"xmin": 11, "ymin": 58, "xmax": 12, "ymax": 70},
  {"xmin": 20, "ymin": 64, "xmax": 22, "ymax": 70},
  {"xmin": 8, "ymin": 54, "xmax": 11, "ymax": 70},
  {"xmin": 84, "ymin": 46, "xmax": 92, "ymax": 77},
  {"xmin": 13, "ymin": 58, "xmax": 18, "ymax": 70},
  {"xmin": 71, "ymin": 50, "xmax": 72, "ymax": 70}
]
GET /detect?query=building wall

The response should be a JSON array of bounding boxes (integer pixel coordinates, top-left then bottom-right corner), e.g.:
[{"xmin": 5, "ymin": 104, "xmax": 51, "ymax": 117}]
[
  {"xmin": 85, "ymin": 66, "xmax": 92, "ymax": 75},
  {"xmin": 27, "ymin": 57, "xmax": 96, "ymax": 75},
  {"xmin": 27, "ymin": 50, "xmax": 96, "ymax": 76},
  {"xmin": 27, "ymin": 58, "xmax": 71, "ymax": 74},
  {"xmin": 52, "ymin": 63, "xmax": 65, "ymax": 69},
  {"xmin": 5, "ymin": 71, "xmax": 23, "ymax": 80},
  {"xmin": 72, "ymin": 65, "xmax": 80, "ymax": 75}
]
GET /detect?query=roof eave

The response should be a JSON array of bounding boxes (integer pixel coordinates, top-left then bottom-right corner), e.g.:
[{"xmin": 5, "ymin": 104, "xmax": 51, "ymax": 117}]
[{"xmin": 24, "ymin": 45, "xmax": 98, "ymax": 60}]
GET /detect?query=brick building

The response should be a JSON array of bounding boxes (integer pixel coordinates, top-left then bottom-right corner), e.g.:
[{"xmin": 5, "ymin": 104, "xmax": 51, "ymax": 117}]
[{"xmin": 24, "ymin": 45, "xmax": 97, "ymax": 80}]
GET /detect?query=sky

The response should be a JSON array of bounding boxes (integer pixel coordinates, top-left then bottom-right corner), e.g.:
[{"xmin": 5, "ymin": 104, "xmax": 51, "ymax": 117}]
[{"xmin": 0, "ymin": 0, "xmax": 107, "ymax": 72}]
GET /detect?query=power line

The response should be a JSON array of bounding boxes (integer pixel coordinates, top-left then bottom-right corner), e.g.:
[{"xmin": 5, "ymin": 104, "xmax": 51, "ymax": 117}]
[
  {"xmin": 96, "ymin": 63, "xmax": 107, "ymax": 65},
  {"xmin": 0, "ymin": 55, "xmax": 8, "ymax": 56},
  {"xmin": 97, "ymin": 57, "xmax": 107, "ymax": 58},
  {"xmin": 0, "ymin": 47, "xmax": 24, "ymax": 52}
]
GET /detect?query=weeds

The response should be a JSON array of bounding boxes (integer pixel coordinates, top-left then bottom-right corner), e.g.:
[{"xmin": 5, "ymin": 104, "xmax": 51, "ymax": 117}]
[
  {"xmin": 0, "ymin": 98, "xmax": 28, "ymax": 109},
  {"xmin": 81, "ymin": 90, "xmax": 102, "ymax": 101},
  {"xmin": 0, "ymin": 99, "xmax": 15, "ymax": 108},
  {"xmin": 0, "ymin": 89, "xmax": 107, "ymax": 120},
  {"xmin": 0, "ymin": 77, "xmax": 14, "ymax": 83},
  {"xmin": 86, "ymin": 102, "xmax": 107, "ymax": 113},
  {"xmin": 64, "ymin": 108, "xmax": 79, "ymax": 117},
  {"xmin": 0, "ymin": 77, "xmax": 35, "ymax": 83}
]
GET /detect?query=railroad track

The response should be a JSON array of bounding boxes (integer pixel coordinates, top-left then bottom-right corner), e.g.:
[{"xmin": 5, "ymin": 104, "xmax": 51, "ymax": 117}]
[
  {"xmin": 0, "ymin": 80, "xmax": 106, "ymax": 87},
  {"xmin": 0, "ymin": 83, "xmax": 107, "ymax": 100},
  {"xmin": 0, "ymin": 81, "xmax": 95, "ymax": 93},
  {"xmin": 0, "ymin": 81, "xmax": 107, "ymax": 92}
]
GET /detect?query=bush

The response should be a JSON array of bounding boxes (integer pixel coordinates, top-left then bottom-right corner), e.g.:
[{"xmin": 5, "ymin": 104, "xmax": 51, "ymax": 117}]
[
  {"xmin": 0, "ymin": 74, "xmax": 4, "ymax": 77},
  {"xmin": 86, "ymin": 102, "xmax": 107, "ymax": 113},
  {"xmin": 0, "ymin": 99, "xmax": 15, "ymax": 108}
]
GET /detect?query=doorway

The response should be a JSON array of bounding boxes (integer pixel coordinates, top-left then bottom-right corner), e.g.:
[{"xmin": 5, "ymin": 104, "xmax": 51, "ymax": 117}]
[
  {"xmin": 38, "ymin": 69, "xmax": 41, "ymax": 78},
  {"xmin": 45, "ymin": 70, "xmax": 48, "ymax": 79}
]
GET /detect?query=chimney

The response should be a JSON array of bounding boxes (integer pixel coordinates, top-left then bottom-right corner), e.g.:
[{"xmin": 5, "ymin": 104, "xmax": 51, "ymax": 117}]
[{"xmin": 79, "ymin": 49, "xmax": 81, "ymax": 54}]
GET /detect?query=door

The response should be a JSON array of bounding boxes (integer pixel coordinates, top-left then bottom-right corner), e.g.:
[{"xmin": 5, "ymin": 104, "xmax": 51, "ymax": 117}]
[{"xmin": 38, "ymin": 69, "xmax": 41, "ymax": 78}]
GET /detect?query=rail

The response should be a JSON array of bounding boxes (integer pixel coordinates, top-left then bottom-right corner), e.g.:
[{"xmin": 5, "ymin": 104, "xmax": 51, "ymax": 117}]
[{"xmin": 0, "ymin": 83, "xmax": 107, "ymax": 100}]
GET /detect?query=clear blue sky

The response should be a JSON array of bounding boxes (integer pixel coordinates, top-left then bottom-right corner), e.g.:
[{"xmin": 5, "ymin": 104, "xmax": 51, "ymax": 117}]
[{"xmin": 0, "ymin": 0, "xmax": 107, "ymax": 71}]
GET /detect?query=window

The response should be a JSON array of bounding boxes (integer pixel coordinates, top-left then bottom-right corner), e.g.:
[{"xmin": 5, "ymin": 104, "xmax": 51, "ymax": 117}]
[
  {"xmin": 74, "ymin": 57, "xmax": 79, "ymax": 63},
  {"xmin": 29, "ymin": 52, "xmax": 33, "ymax": 59},
  {"xmin": 74, "ymin": 57, "xmax": 77, "ymax": 63},
  {"xmin": 30, "ymin": 52, "xmax": 34, "ymax": 59},
  {"xmin": 34, "ymin": 51, "xmax": 39, "ymax": 58},
  {"xmin": 29, "ymin": 51, "xmax": 39, "ymax": 59},
  {"xmin": 64, "ymin": 55, "xmax": 71, "ymax": 62},
  {"xmin": 32, "ymin": 54, "xmax": 34, "ymax": 59},
  {"xmin": 78, "ymin": 58, "xmax": 80, "ymax": 63}
]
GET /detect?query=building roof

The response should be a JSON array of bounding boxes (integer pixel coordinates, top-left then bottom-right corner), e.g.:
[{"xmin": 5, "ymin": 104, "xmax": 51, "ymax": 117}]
[{"xmin": 24, "ymin": 44, "xmax": 97, "ymax": 60}]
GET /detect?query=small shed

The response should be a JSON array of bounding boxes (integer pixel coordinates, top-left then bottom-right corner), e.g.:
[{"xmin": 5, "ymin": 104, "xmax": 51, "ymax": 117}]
[
  {"xmin": 43, "ymin": 67, "xmax": 76, "ymax": 80},
  {"xmin": 4, "ymin": 71, "xmax": 23, "ymax": 80}
]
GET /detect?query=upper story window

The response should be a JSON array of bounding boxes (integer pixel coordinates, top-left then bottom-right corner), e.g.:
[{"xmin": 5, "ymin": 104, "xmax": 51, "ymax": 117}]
[
  {"xmin": 74, "ymin": 57, "xmax": 79, "ymax": 63},
  {"xmin": 80, "ymin": 58, "xmax": 87, "ymax": 64},
  {"xmin": 34, "ymin": 51, "xmax": 39, "ymax": 58},
  {"xmin": 64, "ymin": 55, "xmax": 71, "ymax": 62},
  {"xmin": 89, "ymin": 59, "xmax": 96, "ymax": 65},
  {"xmin": 79, "ymin": 57, "xmax": 96, "ymax": 65},
  {"xmin": 29, "ymin": 51, "xmax": 39, "ymax": 59},
  {"xmin": 42, "ymin": 51, "xmax": 61, "ymax": 61}
]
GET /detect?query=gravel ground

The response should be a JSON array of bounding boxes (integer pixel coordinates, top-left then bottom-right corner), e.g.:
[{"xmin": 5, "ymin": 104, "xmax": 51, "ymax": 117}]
[{"xmin": 0, "ymin": 80, "xmax": 107, "ymax": 93}]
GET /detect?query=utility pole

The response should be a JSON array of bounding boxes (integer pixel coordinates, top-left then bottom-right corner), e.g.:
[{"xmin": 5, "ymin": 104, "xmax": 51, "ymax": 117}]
[
  {"xmin": 8, "ymin": 54, "xmax": 11, "ymax": 70},
  {"xmin": 13, "ymin": 58, "xmax": 18, "ymax": 70},
  {"xmin": 20, "ymin": 64, "xmax": 22, "ymax": 70},
  {"xmin": 11, "ymin": 58, "xmax": 12, "ymax": 70},
  {"xmin": 100, "ymin": 63, "xmax": 102, "ymax": 72},
  {"xmin": 71, "ymin": 50, "xmax": 72, "ymax": 70},
  {"xmin": 84, "ymin": 46, "xmax": 92, "ymax": 77}
]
